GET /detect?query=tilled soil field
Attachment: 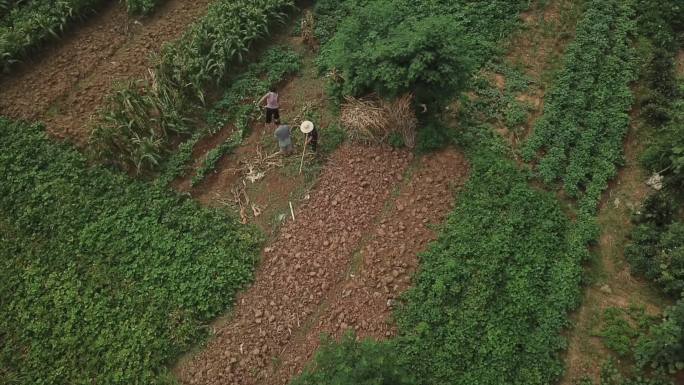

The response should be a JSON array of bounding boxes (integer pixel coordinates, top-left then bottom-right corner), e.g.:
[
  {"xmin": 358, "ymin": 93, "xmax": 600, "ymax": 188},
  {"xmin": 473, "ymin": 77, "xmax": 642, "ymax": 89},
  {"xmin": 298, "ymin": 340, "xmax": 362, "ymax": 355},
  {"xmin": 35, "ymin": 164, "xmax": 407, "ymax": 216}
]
[
  {"xmin": 0, "ymin": 0, "xmax": 212, "ymax": 143},
  {"xmin": 175, "ymin": 145, "xmax": 469, "ymax": 385}
]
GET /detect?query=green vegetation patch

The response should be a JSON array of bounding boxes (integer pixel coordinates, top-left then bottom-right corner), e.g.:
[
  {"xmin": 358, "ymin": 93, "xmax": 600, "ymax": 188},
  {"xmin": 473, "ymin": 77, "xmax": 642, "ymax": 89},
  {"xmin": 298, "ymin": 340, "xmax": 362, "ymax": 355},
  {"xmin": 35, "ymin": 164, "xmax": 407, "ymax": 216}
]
[
  {"xmin": 522, "ymin": 0, "xmax": 637, "ymax": 216},
  {"xmin": 393, "ymin": 144, "xmax": 582, "ymax": 385},
  {"xmin": 0, "ymin": 118, "xmax": 261, "ymax": 384}
]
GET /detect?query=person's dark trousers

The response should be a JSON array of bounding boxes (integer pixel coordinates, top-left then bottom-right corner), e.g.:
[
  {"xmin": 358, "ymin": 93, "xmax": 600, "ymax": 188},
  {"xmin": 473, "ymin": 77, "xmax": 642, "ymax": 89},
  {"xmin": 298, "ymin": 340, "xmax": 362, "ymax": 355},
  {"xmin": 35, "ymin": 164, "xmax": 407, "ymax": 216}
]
[{"xmin": 265, "ymin": 108, "xmax": 280, "ymax": 123}]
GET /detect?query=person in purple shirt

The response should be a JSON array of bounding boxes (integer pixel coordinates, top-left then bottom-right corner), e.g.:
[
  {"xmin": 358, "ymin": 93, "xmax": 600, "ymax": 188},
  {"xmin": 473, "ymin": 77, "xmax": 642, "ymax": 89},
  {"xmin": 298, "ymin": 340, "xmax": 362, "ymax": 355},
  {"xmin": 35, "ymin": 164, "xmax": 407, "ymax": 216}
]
[{"xmin": 258, "ymin": 87, "xmax": 280, "ymax": 125}]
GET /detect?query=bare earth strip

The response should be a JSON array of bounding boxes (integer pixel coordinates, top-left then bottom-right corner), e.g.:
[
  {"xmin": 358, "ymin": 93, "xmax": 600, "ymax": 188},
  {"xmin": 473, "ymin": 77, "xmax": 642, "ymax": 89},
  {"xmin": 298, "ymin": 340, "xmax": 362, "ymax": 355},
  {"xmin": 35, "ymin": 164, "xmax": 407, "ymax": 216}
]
[
  {"xmin": 269, "ymin": 149, "xmax": 468, "ymax": 385},
  {"xmin": 174, "ymin": 145, "xmax": 469, "ymax": 385},
  {"xmin": 0, "ymin": 0, "xmax": 212, "ymax": 144}
]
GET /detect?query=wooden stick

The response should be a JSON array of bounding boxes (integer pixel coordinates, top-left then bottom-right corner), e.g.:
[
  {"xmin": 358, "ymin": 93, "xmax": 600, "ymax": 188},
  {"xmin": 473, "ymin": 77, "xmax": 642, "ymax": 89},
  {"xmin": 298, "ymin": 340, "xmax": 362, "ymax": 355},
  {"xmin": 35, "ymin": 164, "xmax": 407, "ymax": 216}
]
[
  {"xmin": 299, "ymin": 134, "xmax": 309, "ymax": 175},
  {"xmin": 289, "ymin": 201, "xmax": 295, "ymax": 221}
]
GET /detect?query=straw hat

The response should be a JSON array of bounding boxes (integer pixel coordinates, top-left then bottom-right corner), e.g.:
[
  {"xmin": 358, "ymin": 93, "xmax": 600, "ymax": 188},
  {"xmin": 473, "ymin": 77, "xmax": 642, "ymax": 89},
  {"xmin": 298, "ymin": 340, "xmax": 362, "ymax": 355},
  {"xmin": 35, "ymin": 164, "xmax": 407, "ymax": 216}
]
[{"xmin": 300, "ymin": 120, "xmax": 315, "ymax": 134}]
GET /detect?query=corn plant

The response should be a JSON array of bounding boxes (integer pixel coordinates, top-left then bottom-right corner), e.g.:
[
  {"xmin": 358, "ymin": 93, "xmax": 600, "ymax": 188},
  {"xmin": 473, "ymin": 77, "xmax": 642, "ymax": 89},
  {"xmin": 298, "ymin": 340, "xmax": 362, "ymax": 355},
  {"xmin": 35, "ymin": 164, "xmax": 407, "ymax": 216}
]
[
  {"xmin": 91, "ymin": 0, "xmax": 294, "ymax": 172},
  {"xmin": 123, "ymin": 0, "xmax": 159, "ymax": 15},
  {"xmin": 0, "ymin": 0, "xmax": 104, "ymax": 72},
  {"xmin": 0, "ymin": 0, "xmax": 29, "ymax": 20}
]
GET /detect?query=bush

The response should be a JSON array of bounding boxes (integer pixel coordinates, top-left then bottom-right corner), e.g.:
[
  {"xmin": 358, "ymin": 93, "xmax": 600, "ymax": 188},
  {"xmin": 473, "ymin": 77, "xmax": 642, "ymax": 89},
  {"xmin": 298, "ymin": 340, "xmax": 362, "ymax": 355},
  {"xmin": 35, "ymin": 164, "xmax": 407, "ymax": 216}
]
[
  {"xmin": 636, "ymin": 299, "xmax": 684, "ymax": 374},
  {"xmin": 626, "ymin": 192, "xmax": 684, "ymax": 297},
  {"xmin": 318, "ymin": 2, "xmax": 473, "ymax": 103},
  {"xmin": 319, "ymin": 123, "xmax": 347, "ymax": 155},
  {"xmin": 415, "ymin": 117, "xmax": 452, "ymax": 153},
  {"xmin": 292, "ymin": 333, "xmax": 417, "ymax": 385},
  {"xmin": 600, "ymin": 308, "xmax": 638, "ymax": 357},
  {"xmin": 641, "ymin": 95, "xmax": 684, "ymax": 189}
]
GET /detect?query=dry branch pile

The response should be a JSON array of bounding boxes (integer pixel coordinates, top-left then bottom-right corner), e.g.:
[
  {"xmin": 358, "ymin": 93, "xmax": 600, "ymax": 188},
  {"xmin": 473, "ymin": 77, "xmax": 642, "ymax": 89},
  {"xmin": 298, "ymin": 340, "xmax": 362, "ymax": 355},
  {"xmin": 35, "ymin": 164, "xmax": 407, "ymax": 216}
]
[{"xmin": 340, "ymin": 93, "xmax": 417, "ymax": 148}]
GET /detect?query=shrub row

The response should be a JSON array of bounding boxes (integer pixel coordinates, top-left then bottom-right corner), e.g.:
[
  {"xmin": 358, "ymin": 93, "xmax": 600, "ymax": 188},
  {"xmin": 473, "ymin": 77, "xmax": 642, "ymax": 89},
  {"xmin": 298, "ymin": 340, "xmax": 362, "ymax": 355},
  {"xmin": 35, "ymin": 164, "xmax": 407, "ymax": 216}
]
[
  {"xmin": 522, "ymin": 0, "xmax": 637, "ymax": 217},
  {"xmin": 594, "ymin": 1, "xmax": 684, "ymax": 382},
  {"xmin": 621, "ymin": 0, "xmax": 684, "ymax": 378},
  {"xmin": 89, "ymin": 0, "xmax": 294, "ymax": 173},
  {"xmin": 0, "ymin": 117, "xmax": 260, "ymax": 385}
]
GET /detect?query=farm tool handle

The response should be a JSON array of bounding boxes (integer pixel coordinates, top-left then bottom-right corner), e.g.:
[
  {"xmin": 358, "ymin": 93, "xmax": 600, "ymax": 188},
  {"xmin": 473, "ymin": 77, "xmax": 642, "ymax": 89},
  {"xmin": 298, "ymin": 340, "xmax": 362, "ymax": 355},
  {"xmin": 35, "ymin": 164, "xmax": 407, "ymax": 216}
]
[{"xmin": 299, "ymin": 135, "xmax": 310, "ymax": 175}]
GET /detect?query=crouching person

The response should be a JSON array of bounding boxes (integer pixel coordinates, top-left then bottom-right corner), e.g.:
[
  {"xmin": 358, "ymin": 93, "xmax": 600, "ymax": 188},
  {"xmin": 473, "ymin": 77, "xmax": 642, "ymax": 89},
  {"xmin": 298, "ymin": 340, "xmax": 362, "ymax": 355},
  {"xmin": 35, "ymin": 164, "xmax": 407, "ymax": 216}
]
[{"xmin": 274, "ymin": 121, "xmax": 293, "ymax": 155}]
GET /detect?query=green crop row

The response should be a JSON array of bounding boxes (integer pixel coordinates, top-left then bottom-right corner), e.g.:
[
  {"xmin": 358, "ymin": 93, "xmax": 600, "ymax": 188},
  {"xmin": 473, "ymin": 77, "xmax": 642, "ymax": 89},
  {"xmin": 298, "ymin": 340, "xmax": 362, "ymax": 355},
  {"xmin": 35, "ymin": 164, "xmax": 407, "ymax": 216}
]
[
  {"xmin": 392, "ymin": 120, "xmax": 584, "ymax": 384},
  {"xmin": 522, "ymin": 0, "xmax": 637, "ymax": 217},
  {"xmin": 0, "ymin": 0, "xmax": 166, "ymax": 73},
  {"xmin": 0, "ymin": 0, "xmax": 27, "ymax": 20},
  {"xmin": 0, "ymin": 117, "xmax": 261, "ymax": 385},
  {"xmin": 90, "ymin": 0, "xmax": 294, "ymax": 173},
  {"xmin": 0, "ymin": 0, "xmax": 103, "ymax": 72}
]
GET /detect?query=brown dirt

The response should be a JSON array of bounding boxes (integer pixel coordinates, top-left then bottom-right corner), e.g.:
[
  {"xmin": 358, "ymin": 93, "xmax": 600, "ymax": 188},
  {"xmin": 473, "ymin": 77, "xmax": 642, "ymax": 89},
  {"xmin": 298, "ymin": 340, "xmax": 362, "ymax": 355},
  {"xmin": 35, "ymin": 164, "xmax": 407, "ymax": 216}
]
[
  {"xmin": 269, "ymin": 149, "xmax": 468, "ymax": 385},
  {"xmin": 174, "ymin": 145, "xmax": 469, "ymax": 385},
  {"xmin": 0, "ymin": 0, "xmax": 212, "ymax": 144}
]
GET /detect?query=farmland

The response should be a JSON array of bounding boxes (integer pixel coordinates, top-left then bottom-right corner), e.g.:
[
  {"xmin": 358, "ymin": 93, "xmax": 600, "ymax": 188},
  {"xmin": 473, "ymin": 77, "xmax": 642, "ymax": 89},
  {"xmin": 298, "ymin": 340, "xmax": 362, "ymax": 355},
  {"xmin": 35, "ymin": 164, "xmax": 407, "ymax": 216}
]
[{"xmin": 0, "ymin": 0, "xmax": 683, "ymax": 385}]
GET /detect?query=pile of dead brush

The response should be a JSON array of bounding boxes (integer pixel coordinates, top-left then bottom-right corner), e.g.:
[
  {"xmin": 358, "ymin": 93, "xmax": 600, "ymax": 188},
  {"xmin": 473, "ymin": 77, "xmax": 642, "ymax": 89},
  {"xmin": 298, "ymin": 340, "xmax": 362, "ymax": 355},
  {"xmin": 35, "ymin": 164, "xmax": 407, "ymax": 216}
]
[{"xmin": 340, "ymin": 93, "xmax": 417, "ymax": 148}]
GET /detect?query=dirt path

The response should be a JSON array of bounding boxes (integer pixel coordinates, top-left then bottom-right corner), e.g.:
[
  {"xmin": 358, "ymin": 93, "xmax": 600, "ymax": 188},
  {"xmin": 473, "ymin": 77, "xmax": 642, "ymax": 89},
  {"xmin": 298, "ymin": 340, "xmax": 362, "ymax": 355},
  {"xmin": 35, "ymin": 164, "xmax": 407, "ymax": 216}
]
[
  {"xmin": 174, "ymin": 145, "xmax": 468, "ymax": 385},
  {"xmin": 0, "ymin": 0, "xmax": 212, "ymax": 144},
  {"xmin": 559, "ymin": 110, "xmax": 671, "ymax": 384}
]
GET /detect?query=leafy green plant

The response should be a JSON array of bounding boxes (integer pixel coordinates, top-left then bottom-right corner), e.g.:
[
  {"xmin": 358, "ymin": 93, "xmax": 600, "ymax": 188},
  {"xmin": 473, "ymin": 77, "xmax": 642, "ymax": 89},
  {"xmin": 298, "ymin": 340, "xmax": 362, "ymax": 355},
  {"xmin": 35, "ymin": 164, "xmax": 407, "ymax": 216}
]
[
  {"xmin": 600, "ymin": 308, "xmax": 639, "ymax": 356},
  {"xmin": 191, "ymin": 137, "xmax": 238, "ymax": 186},
  {"xmin": 0, "ymin": 117, "xmax": 261, "ymax": 385},
  {"xmin": 387, "ymin": 131, "xmax": 405, "ymax": 148},
  {"xmin": 292, "ymin": 333, "xmax": 418, "ymax": 385},
  {"xmin": 636, "ymin": 299, "xmax": 684, "ymax": 374},
  {"xmin": 641, "ymin": 94, "xmax": 684, "ymax": 189},
  {"xmin": 0, "ymin": 0, "xmax": 28, "ymax": 20},
  {"xmin": 123, "ymin": 0, "xmax": 161, "ymax": 14}
]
